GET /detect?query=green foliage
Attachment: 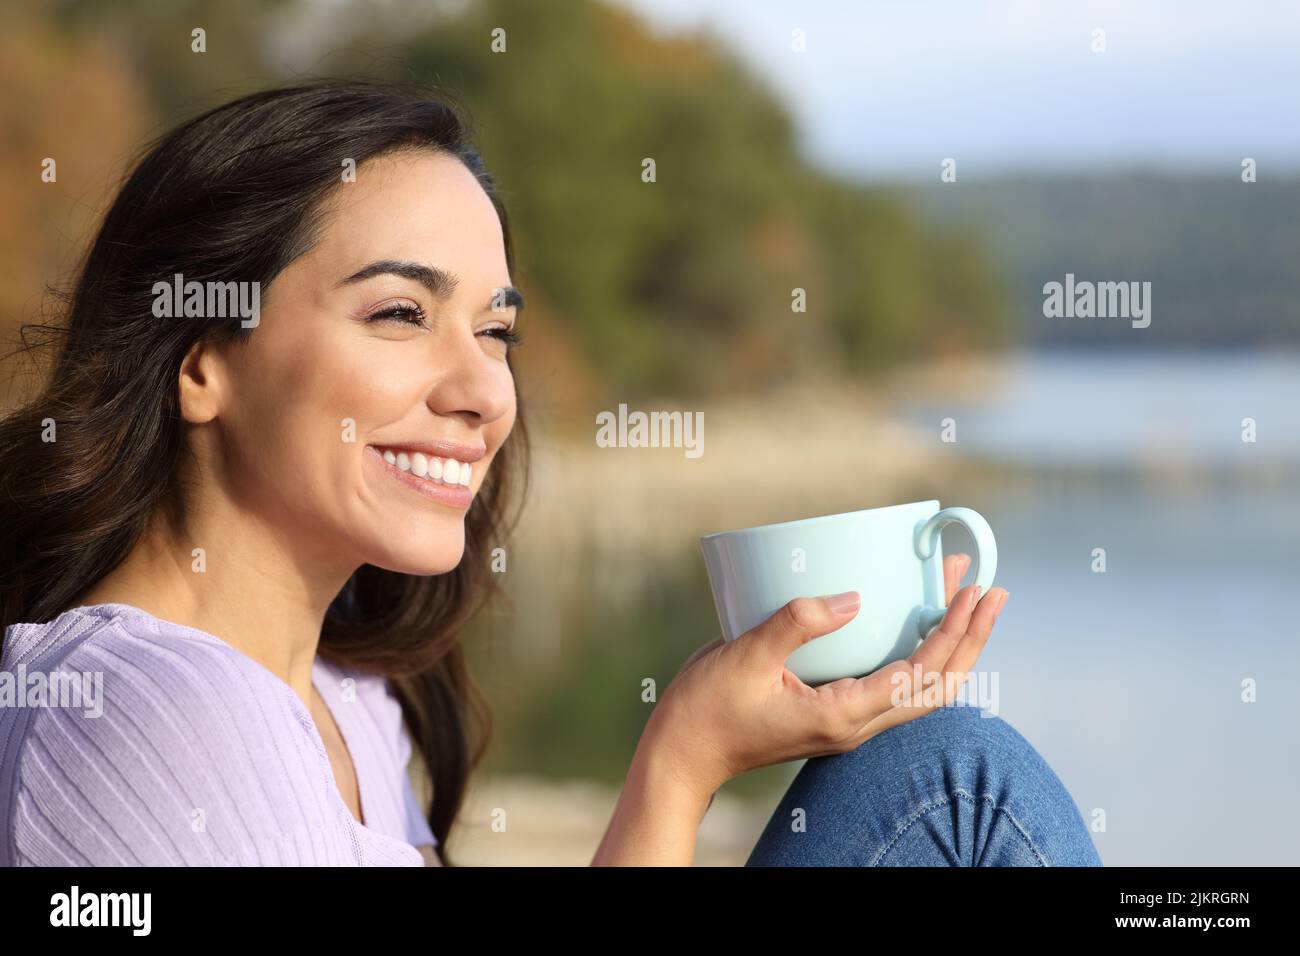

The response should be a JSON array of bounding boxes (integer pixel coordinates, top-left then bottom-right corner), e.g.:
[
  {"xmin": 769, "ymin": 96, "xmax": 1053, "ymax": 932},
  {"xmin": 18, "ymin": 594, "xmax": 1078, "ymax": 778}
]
[
  {"xmin": 346, "ymin": 0, "xmax": 1010, "ymax": 396},
  {"xmin": 33, "ymin": 0, "xmax": 1010, "ymax": 400}
]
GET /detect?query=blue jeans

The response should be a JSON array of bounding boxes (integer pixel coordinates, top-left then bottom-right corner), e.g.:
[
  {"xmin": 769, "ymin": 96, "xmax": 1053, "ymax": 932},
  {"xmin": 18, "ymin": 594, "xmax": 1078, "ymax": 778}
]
[{"xmin": 745, "ymin": 703, "xmax": 1102, "ymax": 866}]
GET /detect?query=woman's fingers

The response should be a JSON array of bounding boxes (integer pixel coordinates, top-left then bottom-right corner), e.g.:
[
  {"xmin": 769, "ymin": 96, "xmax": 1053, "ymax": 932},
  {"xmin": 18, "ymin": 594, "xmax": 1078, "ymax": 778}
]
[
  {"xmin": 848, "ymin": 582, "xmax": 979, "ymax": 712},
  {"xmin": 907, "ymin": 584, "xmax": 1007, "ymax": 700},
  {"xmin": 911, "ymin": 582, "xmax": 982, "ymax": 675},
  {"xmin": 841, "ymin": 584, "xmax": 1007, "ymax": 737},
  {"xmin": 943, "ymin": 553, "xmax": 970, "ymax": 606},
  {"xmin": 942, "ymin": 587, "xmax": 1008, "ymax": 679}
]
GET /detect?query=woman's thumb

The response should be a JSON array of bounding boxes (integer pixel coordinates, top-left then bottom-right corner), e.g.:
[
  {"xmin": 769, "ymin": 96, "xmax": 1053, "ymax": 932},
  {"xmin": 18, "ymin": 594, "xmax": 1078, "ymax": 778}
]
[{"xmin": 739, "ymin": 591, "xmax": 861, "ymax": 672}]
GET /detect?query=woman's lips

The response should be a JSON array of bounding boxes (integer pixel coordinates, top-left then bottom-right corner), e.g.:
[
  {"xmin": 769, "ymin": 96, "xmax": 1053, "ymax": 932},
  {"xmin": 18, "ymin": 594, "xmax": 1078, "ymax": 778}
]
[{"xmin": 365, "ymin": 444, "xmax": 472, "ymax": 509}]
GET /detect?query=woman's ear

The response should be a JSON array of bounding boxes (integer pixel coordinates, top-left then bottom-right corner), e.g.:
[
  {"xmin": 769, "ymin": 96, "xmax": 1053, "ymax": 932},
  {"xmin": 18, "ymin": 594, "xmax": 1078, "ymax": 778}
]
[{"xmin": 177, "ymin": 337, "xmax": 227, "ymax": 425}]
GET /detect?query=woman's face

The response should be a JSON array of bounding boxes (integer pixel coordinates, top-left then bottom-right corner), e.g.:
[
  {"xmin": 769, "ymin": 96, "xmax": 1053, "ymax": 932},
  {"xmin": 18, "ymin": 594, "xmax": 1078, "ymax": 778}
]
[{"xmin": 195, "ymin": 149, "xmax": 518, "ymax": 578}]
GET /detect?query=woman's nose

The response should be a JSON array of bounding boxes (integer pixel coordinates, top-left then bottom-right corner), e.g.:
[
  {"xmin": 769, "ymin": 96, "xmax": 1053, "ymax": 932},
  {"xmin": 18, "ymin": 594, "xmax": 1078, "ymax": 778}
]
[{"xmin": 424, "ymin": 328, "xmax": 514, "ymax": 425}]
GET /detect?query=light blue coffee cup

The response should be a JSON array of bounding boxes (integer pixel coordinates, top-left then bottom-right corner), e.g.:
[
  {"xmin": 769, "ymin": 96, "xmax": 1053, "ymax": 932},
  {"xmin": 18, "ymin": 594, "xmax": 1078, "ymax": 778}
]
[{"xmin": 699, "ymin": 500, "xmax": 997, "ymax": 686}]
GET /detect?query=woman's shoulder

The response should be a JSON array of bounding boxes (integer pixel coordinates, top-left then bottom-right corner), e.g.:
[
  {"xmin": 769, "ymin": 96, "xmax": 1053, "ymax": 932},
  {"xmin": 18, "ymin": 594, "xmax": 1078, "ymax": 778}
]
[
  {"xmin": 5, "ymin": 600, "xmax": 269, "ymax": 673},
  {"xmin": 2, "ymin": 602, "xmax": 314, "ymax": 735},
  {"xmin": 0, "ymin": 604, "xmax": 352, "ymax": 866}
]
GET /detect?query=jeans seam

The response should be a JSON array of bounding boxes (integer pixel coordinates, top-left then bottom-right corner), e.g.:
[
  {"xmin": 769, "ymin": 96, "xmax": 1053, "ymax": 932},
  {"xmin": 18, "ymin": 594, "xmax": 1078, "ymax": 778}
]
[{"xmin": 861, "ymin": 787, "xmax": 1049, "ymax": 867}]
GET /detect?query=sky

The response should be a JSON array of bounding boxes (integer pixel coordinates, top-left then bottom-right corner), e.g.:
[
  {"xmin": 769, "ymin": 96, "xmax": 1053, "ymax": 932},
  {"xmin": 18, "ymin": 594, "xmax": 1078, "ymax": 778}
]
[{"xmin": 612, "ymin": 0, "xmax": 1300, "ymax": 180}]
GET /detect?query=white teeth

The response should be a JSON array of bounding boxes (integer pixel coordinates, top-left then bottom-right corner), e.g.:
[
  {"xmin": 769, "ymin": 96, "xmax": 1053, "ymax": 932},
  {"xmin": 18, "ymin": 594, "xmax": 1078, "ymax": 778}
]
[{"xmin": 377, "ymin": 447, "xmax": 474, "ymax": 490}]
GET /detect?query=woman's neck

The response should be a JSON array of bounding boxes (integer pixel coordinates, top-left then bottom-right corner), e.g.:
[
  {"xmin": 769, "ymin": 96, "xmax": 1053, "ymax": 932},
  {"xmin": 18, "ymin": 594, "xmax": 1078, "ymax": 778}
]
[{"xmin": 75, "ymin": 504, "xmax": 357, "ymax": 712}]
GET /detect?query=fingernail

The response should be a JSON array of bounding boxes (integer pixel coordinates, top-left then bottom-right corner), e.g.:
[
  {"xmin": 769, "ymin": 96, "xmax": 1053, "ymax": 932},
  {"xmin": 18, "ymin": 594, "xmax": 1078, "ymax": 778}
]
[
  {"xmin": 825, "ymin": 590, "xmax": 861, "ymax": 613},
  {"xmin": 996, "ymin": 590, "xmax": 1010, "ymax": 613},
  {"xmin": 972, "ymin": 585, "xmax": 983, "ymax": 605}
]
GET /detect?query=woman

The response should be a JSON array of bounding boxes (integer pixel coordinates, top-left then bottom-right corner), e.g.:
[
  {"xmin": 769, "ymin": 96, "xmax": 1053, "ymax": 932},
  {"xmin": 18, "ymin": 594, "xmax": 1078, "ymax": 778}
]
[{"xmin": 0, "ymin": 81, "xmax": 1099, "ymax": 866}]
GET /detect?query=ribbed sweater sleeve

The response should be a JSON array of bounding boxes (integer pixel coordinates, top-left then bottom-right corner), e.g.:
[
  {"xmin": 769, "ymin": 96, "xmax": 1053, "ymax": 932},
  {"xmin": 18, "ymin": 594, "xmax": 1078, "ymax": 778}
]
[{"xmin": 4, "ymin": 614, "xmax": 360, "ymax": 866}]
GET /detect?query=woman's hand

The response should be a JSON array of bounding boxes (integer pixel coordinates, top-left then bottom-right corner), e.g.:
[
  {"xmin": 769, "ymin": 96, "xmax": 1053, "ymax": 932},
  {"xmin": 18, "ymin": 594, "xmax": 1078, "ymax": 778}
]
[{"xmin": 650, "ymin": 553, "xmax": 1009, "ymax": 804}]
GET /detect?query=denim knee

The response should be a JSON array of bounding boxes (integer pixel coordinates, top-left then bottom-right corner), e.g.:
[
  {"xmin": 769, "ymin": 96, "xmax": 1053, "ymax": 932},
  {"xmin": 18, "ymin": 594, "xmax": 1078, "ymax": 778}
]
[{"xmin": 746, "ymin": 704, "xmax": 1102, "ymax": 867}]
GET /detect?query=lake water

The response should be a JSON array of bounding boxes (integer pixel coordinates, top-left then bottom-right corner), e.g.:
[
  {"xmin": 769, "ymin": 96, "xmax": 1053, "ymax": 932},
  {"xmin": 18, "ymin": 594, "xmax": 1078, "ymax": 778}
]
[
  {"xmin": 496, "ymin": 348, "xmax": 1298, "ymax": 865},
  {"xmin": 898, "ymin": 347, "xmax": 1300, "ymax": 469},
  {"xmin": 896, "ymin": 348, "xmax": 1300, "ymax": 865}
]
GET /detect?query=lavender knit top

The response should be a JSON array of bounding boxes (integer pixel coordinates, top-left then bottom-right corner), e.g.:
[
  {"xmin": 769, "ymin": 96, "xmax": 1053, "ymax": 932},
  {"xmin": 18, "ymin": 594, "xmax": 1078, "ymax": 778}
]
[{"xmin": 0, "ymin": 603, "xmax": 437, "ymax": 866}]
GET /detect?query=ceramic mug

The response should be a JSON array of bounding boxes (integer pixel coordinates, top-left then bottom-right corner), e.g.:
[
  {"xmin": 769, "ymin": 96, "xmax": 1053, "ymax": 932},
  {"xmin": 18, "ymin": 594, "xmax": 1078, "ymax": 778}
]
[{"xmin": 699, "ymin": 500, "xmax": 997, "ymax": 685}]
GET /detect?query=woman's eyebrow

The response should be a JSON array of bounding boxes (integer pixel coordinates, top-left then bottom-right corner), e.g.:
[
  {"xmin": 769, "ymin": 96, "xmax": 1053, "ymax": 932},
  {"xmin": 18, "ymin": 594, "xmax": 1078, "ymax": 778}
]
[{"xmin": 337, "ymin": 259, "xmax": 523, "ymax": 312}]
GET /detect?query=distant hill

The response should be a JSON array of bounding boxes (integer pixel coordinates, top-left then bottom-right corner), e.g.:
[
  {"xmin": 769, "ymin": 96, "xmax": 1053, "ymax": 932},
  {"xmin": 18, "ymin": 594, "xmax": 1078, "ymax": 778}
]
[{"xmin": 910, "ymin": 174, "xmax": 1300, "ymax": 349}]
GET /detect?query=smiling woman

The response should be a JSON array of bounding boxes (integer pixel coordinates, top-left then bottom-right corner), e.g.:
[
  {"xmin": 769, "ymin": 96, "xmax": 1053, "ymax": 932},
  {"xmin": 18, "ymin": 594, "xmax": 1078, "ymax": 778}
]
[
  {"xmin": 0, "ymin": 79, "xmax": 1097, "ymax": 872},
  {"xmin": 0, "ymin": 81, "xmax": 531, "ymax": 866}
]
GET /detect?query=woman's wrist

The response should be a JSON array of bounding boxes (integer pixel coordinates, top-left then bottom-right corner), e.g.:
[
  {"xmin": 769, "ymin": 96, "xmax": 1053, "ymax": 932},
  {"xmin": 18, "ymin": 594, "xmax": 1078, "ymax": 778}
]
[
  {"xmin": 591, "ymin": 707, "xmax": 719, "ymax": 865},
  {"xmin": 641, "ymin": 701, "xmax": 730, "ymax": 806}
]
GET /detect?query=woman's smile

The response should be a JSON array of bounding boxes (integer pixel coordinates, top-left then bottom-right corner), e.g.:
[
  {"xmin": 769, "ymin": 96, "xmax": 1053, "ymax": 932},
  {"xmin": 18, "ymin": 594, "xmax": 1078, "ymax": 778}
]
[{"xmin": 365, "ymin": 443, "xmax": 478, "ymax": 509}]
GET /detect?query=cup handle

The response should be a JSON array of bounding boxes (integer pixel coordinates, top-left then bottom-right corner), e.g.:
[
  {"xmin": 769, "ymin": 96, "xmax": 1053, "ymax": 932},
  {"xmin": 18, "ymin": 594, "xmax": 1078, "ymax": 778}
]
[{"xmin": 913, "ymin": 506, "xmax": 997, "ymax": 640}]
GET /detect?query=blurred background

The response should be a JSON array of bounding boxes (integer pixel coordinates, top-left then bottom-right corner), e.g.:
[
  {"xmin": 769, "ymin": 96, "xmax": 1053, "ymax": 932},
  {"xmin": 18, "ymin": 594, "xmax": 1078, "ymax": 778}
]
[{"xmin": 2, "ymin": 0, "xmax": 1297, "ymax": 865}]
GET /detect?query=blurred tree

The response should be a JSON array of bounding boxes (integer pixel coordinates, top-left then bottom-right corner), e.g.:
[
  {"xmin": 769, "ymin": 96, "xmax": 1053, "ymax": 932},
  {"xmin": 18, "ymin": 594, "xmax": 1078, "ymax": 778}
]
[{"xmin": 3, "ymin": 0, "xmax": 1010, "ymax": 410}]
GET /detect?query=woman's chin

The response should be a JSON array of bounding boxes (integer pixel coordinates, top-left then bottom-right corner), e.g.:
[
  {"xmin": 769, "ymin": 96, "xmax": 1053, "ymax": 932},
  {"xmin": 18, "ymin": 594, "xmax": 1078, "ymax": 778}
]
[{"xmin": 366, "ymin": 544, "xmax": 465, "ymax": 577}]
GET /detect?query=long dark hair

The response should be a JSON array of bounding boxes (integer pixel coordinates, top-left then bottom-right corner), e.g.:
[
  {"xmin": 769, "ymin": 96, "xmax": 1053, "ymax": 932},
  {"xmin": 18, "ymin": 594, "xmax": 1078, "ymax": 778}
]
[{"xmin": 0, "ymin": 81, "xmax": 530, "ymax": 865}]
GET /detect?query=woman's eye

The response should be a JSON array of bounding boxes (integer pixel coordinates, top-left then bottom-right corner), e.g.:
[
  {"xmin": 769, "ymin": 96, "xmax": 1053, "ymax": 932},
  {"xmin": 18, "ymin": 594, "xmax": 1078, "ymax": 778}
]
[
  {"xmin": 363, "ymin": 304, "xmax": 426, "ymax": 327},
  {"xmin": 480, "ymin": 326, "xmax": 524, "ymax": 350}
]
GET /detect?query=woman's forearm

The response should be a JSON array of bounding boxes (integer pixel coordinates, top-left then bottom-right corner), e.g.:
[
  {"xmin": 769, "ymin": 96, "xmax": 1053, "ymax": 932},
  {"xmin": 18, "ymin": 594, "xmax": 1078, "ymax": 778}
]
[{"xmin": 591, "ymin": 712, "xmax": 717, "ymax": 866}]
